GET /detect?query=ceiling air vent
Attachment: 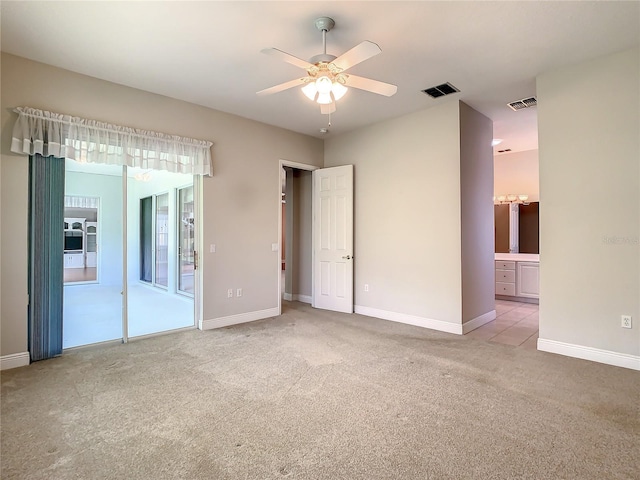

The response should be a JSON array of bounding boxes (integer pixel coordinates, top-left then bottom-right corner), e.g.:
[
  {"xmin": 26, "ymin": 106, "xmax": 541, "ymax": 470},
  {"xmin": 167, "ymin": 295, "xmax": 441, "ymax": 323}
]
[
  {"xmin": 508, "ymin": 96, "xmax": 537, "ymax": 111},
  {"xmin": 422, "ymin": 82, "xmax": 459, "ymax": 98}
]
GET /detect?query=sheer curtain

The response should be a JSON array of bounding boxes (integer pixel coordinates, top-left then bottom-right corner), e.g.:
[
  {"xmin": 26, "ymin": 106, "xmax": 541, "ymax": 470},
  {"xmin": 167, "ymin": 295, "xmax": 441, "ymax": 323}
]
[{"xmin": 11, "ymin": 107, "xmax": 213, "ymax": 176}]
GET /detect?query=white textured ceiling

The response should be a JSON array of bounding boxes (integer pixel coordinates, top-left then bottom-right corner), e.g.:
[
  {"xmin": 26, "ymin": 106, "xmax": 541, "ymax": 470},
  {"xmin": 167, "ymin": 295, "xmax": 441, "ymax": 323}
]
[{"xmin": 1, "ymin": 1, "xmax": 638, "ymax": 154}]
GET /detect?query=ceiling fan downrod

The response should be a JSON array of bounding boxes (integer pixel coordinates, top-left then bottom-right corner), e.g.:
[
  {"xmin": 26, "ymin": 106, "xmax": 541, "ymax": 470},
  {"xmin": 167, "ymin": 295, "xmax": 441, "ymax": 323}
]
[{"xmin": 311, "ymin": 17, "xmax": 336, "ymax": 64}]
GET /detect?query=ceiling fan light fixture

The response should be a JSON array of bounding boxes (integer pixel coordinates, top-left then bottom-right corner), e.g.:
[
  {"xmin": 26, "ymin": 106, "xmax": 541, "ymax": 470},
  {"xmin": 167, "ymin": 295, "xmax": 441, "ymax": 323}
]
[
  {"xmin": 258, "ymin": 17, "xmax": 396, "ymax": 118},
  {"xmin": 331, "ymin": 82, "xmax": 348, "ymax": 101},
  {"xmin": 315, "ymin": 76, "xmax": 333, "ymax": 95},
  {"xmin": 316, "ymin": 92, "xmax": 333, "ymax": 104},
  {"xmin": 301, "ymin": 82, "xmax": 317, "ymax": 101}
]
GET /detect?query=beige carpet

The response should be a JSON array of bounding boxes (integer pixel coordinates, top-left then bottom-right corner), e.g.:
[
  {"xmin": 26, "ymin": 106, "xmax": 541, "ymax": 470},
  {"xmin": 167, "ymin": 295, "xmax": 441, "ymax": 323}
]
[{"xmin": 2, "ymin": 301, "xmax": 638, "ymax": 479}]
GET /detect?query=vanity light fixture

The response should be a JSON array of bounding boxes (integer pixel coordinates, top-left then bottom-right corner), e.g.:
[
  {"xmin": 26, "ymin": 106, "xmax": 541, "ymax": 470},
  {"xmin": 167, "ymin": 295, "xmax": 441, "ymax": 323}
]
[
  {"xmin": 494, "ymin": 194, "xmax": 530, "ymax": 205},
  {"xmin": 134, "ymin": 170, "xmax": 152, "ymax": 182}
]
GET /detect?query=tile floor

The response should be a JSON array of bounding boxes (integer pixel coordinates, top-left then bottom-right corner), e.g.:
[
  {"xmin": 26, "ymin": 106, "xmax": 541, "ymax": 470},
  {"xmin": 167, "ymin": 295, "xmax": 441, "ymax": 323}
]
[
  {"xmin": 465, "ymin": 299, "xmax": 539, "ymax": 349},
  {"xmin": 63, "ymin": 283, "xmax": 194, "ymax": 348}
]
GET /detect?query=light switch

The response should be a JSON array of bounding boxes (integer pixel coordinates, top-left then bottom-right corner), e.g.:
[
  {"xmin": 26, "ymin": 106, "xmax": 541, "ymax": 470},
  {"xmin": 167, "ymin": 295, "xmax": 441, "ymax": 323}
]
[
  {"xmin": 210, "ymin": 244, "xmax": 216, "ymax": 253},
  {"xmin": 271, "ymin": 243, "xmax": 279, "ymax": 252}
]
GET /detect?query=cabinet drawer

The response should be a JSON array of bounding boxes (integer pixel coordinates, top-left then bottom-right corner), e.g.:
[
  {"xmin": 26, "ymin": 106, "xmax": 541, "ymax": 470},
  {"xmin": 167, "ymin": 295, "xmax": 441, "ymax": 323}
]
[
  {"xmin": 496, "ymin": 282, "xmax": 516, "ymax": 296},
  {"xmin": 495, "ymin": 261, "xmax": 515, "ymax": 270},
  {"xmin": 495, "ymin": 269, "xmax": 516, "ymax": 283}
]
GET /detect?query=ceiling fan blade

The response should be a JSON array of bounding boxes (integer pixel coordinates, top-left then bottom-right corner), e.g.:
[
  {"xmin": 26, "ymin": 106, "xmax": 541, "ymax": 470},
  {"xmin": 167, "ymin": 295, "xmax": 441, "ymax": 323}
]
[
  {"xmin": 320, "ymin": 102, "xmax": 336, "ymax": 115},
  {"xmin": 261, "ymin": 48, "xmax": 313, "ymax": 70},
  {"xmin": 345, "ymin": 74, "xmax": 397, "ymax": 97},
  {"xmin": 257, "ymin": 77, "xmax": 306, "ymax": 96},
  {"xmin": 333, "ymin": 41, "xmax": 382, "ymax": 71}
]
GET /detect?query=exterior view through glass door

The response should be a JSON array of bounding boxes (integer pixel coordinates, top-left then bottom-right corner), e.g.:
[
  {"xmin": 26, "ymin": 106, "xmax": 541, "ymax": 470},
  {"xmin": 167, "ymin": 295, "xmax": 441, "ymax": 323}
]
[
  {"xmin": 127, "ymin": 173, "xmax": 195, "ymax": 338},
  {"xmin": 63, "ymin": 161, "xmax": 196, "ymax": 348},
  {"xmin": 155, "ymin": 193, "xmax": 169, "ymax": 288},
  {"xmin": 63, "ymin": 160, "xmax": 124, "ymax": 348},
  {"xmin": 178, "ymin": 186, "xmax": 195, "ymax": 295}
]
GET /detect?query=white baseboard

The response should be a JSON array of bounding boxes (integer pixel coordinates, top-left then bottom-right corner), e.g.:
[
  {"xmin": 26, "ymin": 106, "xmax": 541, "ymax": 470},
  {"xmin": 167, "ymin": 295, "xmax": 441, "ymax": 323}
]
[
  {"xmin": 1, "ymin": 352, "xmax": 30, "ymax": 370},
  {"xmin": 537, "ymin": 338, "xmax": 640, "ymax": 371},
  {"xmin": 462, "ymin": 310, "xmax": 497, "ymax": 334},
  {"xmin": 293, "ymin": 294, "xmax": 312, "ymax": 304},
  {"xmin": 283, "ymin": 293, "xmax": 311, "ymax": 304},
  {"xmin": 355, "ymin": 305, "xmax": 463, "ymax": 335},
  {"xmin": 202, "ymin": 307, "xmax": 280, "ymax": 330}
]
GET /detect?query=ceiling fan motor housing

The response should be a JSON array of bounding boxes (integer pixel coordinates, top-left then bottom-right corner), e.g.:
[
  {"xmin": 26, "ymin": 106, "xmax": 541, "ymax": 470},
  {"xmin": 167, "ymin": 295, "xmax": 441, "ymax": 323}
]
[
  {"xmin": 309, "ymin": 53, "xmax": 337, "ymax": 64},
  {"xmin": 314, "ymin": 17, "xmax": 335, "ymax": 32}
]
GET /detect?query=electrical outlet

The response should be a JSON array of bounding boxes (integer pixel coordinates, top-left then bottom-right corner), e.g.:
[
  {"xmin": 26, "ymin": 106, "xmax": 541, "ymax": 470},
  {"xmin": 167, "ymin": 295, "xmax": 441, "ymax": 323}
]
[
  {"xmin": 236, "ymin": 288, "xmax": 242, "ymax": 297},
  {"xmin": 364, "ymin": 284, "xmax": 369, "ymax": 292},
  {"xmin": 621, "ymin": 315, "xmax": 632, "ymax": 329},
  {"xmin": 227, "ymin": 289, "xmax": 233, "ymax": 299}
]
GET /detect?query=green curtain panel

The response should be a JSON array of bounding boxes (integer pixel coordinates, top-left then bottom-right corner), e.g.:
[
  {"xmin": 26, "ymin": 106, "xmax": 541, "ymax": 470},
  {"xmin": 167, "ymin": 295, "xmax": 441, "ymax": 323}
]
[{"xmin": 28, "ymin": 154, "xmax": 65, "ymax": 361}]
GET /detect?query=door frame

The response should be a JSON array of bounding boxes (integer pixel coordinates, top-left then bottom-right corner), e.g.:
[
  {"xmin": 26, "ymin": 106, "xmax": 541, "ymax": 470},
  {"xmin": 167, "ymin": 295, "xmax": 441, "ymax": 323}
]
[
  {"xmin": 193, "ymin": 174, "xmax": 204, "ymax": 330},
  {"xmin": 277, "ymin": 160, "xmax": 318, "ymax": 315}
]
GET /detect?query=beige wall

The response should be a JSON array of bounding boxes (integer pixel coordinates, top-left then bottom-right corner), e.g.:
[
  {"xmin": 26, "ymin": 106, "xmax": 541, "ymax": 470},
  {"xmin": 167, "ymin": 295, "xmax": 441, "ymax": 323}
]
[
  {"xmin": 325, "ymin": 101, "xmax": 464, "ymax": 325},
  {"xmin": 537, "ymin": 47, "xmax": 639, "ymax": 357},
  {"xmin": 459, "ymin": 102, "xmax": 495, "ymax": 324},
  {"xmin": 0, "ymin": 53, "xmax": 323, "ymax": 356},
  {"xmin": 494, "ymin": 149, "xmax": 539, "ymax": 202}
]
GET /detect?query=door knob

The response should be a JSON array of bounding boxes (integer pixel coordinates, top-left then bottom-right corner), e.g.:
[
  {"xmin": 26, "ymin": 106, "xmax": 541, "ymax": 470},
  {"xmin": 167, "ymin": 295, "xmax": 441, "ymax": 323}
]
[{"xmin": 342, "ymin": 255, "xmax": 352, "ymax": 260}]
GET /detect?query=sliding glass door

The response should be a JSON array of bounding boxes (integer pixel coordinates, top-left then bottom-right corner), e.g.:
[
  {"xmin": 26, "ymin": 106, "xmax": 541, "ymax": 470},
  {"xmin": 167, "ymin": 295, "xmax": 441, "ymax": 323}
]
[
  {"xmin": 140, "ymin": 196, "xmax": 153, "ymax": 283},
  {"xmin": 178, "ymin": 186, "xmax": 195, "ymax": 296},
  {"xmin": 139, "ymin": 193, "xmax": 169, "ymax": 288},
  {"xmin": 63, "ymin": 161, "xmax": 124, "ymax": 348},
  {"xmin": 127, "ymin": 172, "xmax": 195, "ymax": 338},
  {"xmin": 63, "ymin": 163, "xmax": 196, "ymax": 347}
]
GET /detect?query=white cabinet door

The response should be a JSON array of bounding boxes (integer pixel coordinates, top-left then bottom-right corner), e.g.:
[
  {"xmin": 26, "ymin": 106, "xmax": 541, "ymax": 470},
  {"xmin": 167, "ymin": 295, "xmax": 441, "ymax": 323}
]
[
  {"xmin": 64, "ymin": 253, "xmax": 84, "ymax": 269},
  {"xmin": 517, "ymin": 262, "xmax": 539, "ymax": 298},
  {"xmin": 313, "ymin": 165, "xmax": 353, "ymax": 313}
]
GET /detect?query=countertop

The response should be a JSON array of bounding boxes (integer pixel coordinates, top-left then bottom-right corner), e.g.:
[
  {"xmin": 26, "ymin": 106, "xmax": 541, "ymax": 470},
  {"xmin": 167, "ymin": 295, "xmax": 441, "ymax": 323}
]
[{"xmin": 495, "ymin": 253, "xmax": 540, "ymax": 262}]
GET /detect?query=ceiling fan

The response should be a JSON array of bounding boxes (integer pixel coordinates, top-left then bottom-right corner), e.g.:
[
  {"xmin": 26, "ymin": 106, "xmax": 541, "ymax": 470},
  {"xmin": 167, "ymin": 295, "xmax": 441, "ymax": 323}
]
[{"xmin": 257, "ymin": 17, "xmax": 397, "ymax": 114}]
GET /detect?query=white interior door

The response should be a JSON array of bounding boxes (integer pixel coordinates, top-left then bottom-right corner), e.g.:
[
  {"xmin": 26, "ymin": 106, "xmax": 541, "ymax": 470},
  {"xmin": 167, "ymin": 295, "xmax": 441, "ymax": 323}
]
[{"xmin": 313, "ymin": 165, "xmax": 354, "ymax": 313}]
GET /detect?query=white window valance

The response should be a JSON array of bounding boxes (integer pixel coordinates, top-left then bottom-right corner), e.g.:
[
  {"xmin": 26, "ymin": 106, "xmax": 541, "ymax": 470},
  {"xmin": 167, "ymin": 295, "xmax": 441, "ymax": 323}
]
[{"xmin": 10, "ymin": 107, "xmax": 213, "ymax": 176}]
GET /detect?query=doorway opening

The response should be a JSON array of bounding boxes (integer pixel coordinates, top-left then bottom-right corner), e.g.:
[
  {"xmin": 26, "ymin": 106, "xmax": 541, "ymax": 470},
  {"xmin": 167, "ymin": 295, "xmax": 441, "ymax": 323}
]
[
  {"xmin": 63, "ymin": 197, "xmax": 99, "ymax": 284},
  {"xmin": 466, "ymin": 146, "xmax": 540, "ymax": 347},
  {"xmin": 278, "ymin": 161, "xmax": 355, "ymax": 315},
  {"xmin": 278, "ymin": 161, "xmax": 317, "ymax": 315}
]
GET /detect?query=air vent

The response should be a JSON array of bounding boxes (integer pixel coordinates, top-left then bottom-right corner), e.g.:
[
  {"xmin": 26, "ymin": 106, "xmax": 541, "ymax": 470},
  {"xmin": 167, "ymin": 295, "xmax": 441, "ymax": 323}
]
[
  {"xmin": 497, "ymin": 148, "xmax": 512, "ymax": 153},
  {"xmin": 422, "ymin": 82, "xmax": 460, "ymax": 98},
  {"xmin": 508, "ymin": 96, "xmax": 537, "ymax": 111}
]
